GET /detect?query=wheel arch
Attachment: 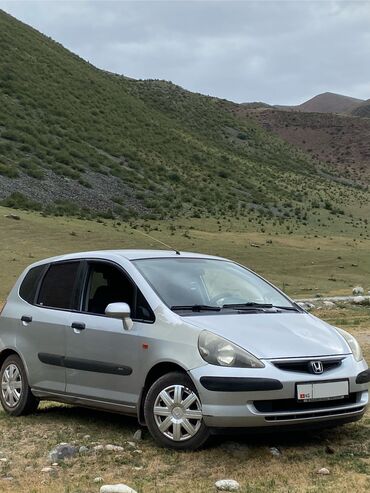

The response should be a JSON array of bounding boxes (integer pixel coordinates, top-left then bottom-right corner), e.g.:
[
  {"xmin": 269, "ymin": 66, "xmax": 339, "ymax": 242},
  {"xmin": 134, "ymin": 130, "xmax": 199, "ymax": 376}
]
[
  {"xmin": 138, "ymin": 361, "xmax": 190, "ymax": 425},
  {"xmin": 0, "ymin": 348, "xmax": 30, "ymax": 381}
]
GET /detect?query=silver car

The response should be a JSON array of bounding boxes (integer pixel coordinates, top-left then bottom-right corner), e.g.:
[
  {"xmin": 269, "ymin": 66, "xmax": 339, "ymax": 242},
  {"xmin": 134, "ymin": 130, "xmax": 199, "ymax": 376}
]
[{"xmin": 0, "ymin": 250, "xmax": 368, "ymax": 449}]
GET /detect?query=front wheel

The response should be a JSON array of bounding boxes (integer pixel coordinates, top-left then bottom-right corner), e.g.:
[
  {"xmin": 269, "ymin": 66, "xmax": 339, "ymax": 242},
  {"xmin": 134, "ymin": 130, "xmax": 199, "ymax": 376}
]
[
  {"xmin": 0, "ymin": 354, "xmax": 39, "ymax": 416},
  {"xmin": 144, "ymin": 372, "xmax": 210, "ymax": 450}
]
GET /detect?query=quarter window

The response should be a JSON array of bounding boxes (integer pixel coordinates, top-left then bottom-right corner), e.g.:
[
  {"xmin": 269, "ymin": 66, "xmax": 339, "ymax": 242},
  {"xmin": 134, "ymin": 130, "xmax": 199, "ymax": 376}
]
[
  {"xmin": 19, "ymin": 265, "xmax": 46, "ymax": 304},
  {"xmin": 37, "ymin": 262, "xmax": 80, "ymax": 310}
]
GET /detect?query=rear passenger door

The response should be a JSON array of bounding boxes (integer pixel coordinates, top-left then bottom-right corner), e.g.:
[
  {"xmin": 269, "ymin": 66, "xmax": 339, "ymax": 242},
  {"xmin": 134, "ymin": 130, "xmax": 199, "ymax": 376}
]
[{"xmin": 17, "ymin": 261, "xmax": 81, "ymax": 393}]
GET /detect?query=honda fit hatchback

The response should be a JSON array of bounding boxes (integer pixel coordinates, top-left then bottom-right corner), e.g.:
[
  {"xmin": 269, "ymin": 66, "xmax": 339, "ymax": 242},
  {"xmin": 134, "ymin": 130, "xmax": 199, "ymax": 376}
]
[{"xmin": 0, "ymin": 250, "xmax": 368, "ymax": 449}]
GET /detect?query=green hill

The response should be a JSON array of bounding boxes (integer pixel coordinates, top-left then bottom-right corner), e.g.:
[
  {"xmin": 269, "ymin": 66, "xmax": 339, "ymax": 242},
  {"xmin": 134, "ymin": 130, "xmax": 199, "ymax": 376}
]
[{"xmin": 0, "ymin": 10, "xmax": 369, "ymax": 227}]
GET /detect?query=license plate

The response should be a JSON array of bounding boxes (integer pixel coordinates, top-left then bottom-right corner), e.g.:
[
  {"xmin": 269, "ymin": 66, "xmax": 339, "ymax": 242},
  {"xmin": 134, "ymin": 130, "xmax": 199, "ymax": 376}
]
[{"xmin": 297, "ymin": 380, "xmax": 349, "ymax": 402}]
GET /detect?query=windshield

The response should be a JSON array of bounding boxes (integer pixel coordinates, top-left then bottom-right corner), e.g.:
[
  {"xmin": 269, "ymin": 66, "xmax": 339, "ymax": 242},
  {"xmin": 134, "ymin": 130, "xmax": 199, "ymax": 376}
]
[{"xmin": 133, "ymin": 258, "xmax": 294, "ymax": 311}]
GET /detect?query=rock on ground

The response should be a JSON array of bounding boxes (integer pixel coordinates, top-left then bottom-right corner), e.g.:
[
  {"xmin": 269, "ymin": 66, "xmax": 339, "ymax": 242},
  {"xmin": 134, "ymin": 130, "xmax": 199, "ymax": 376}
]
[
  {"xmin": 317, "ymin": 467, "xmax": 330, "ymax": 475},
  {"xmin": 48, "ymin": 443, "xmax": 78, "ymax": 462},
  {"xmin": 323, "ymin": 300, "xmax": 336, "ymax": 309},
  {"xmin": 269, "ymin": 446, "xmax": 282, "ymax": 457},
  {"xmin": 353, "ymin": 296, "xmax": 366, "ymax": 304},
  {"xmin": 353, "ymin": 286, "xmax": 364, "ymax": 295},
  {"xmin": 105, "ymin": 444, "xmax": 124, "ymax": 452},
  {"xmin": 215, "ymin": 479, "xmax": 240, "ymax": 491},
  {"xmin": 133, "ymin": 429, "xmax": 142, "ymax": 441},
  {"xmin": 100, "ymin": 485, "xmax": 137, "ymax": 493}
]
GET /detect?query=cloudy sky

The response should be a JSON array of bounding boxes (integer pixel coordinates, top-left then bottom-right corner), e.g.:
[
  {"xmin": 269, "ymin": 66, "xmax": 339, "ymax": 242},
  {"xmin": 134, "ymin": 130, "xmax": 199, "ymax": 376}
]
[{"xmin": 1, "ymin": 0, "xmax": 370, "ymax": 105}]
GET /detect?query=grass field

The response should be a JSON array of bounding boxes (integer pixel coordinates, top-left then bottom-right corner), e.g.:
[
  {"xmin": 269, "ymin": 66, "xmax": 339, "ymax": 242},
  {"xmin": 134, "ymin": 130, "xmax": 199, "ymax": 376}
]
[
  {"xmin": 1, "ymin": 205, "xmax": 370, "ymax": 304},
  {"xmin": 0, "ymin": 306, "xmax": 368, "ymax": 493}
]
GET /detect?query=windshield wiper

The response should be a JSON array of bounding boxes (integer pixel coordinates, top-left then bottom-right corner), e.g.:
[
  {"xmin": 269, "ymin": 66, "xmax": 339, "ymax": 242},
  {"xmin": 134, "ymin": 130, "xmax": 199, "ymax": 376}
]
[
  {"xmin": 274, "ymin": 305, "xmax": 300, "ymax": 312},
  {"xmin": 223, "ymin": 302, "xmax": 300, "ymax": 312},
  {"xmin": 171, "ymin": 304, "xmax": 221, "ymax": 312},
  {"xmin": 223, "ymin": 302, "xmax": 274, "ymax": 310}
]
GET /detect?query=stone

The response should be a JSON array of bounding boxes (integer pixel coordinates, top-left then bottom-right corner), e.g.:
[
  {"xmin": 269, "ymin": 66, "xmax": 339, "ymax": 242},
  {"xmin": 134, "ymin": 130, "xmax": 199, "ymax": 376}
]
[
  {"xmin": 94, "ymin": 445, "xmax": 104, "ymax": 452},
  {"xmin": 323, "ymin": 301, "xmax": 335, "ymax": 309},
  {"xmin": 83, "ymin": 434, "xmax": 91, "ymax": 439},
  {"xmin": 127, "ymin": 441, "xmax": 136, "ymax": 447},
  {"xmin": 5, "ymin": 214, "xmax": 20, "ymax": 220},
  {"xmin": 41, "ymin": 467, "xmax": 54, "ymax": 473},
  {"xmin": 353, "ymin": 296, "xmax": 366, "ymax": 304},
  {"xmin": 100, "ymin": 485, "xmax": 137, "ymax": 493},
  {"xmin": 215, "ymin": 479, "xmax": 240, "ymax": 491},
  {"xmin": 317, "ymin": 467, "xmax": 330, "ymax": 475},
  {"xmin": 133, "ymin": 429, "xmax": 142, "ymax": 441},
  {"xmin": 0, "ymin": 458, "xmax": 8, "ymax": 462},
  {"xmin": 352, "ymin": 286, "xmax": 364, "ymax": 295},
  {"xmin": 105, "ymin": 444, "xmax": 124, "ymax": 452},
  {"xmin": 94, "ymin": 477, "xmax": 104, "ymax": 483},
  {"xmin": 269, "ymin": 446, "xmax": 281, "ymax": 457},
  {"xmin": 79, "ymin": 446, "xmax": 89, "ymax": 454},
  {"xmin": 48, "ymin": 443, "xmax": 78, "ymax": 462}
]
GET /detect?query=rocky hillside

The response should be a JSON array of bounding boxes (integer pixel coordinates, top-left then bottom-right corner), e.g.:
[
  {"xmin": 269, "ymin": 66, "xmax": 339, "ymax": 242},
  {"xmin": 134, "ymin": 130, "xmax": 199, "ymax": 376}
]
[
  {"xmin": 351, "ymin": 99, "xmax": 370, "ymax": 118},
  {"xmin": 0, "ymin": 10, "xmax": 368, "ymax": 225}
]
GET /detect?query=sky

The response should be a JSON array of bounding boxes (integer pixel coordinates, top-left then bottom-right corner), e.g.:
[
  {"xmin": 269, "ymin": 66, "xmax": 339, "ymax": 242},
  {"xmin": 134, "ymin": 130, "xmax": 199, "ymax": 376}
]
[{"xmin": 1, "ymin": 0, "xmax": 370, "ymax": 105}]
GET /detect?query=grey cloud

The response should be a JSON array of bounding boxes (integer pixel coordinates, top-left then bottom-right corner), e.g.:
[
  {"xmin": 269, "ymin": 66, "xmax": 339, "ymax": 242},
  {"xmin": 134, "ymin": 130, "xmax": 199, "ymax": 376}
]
[{"xmin": 1, "ymin": 0, "xmax": 370, "ymax": 104}]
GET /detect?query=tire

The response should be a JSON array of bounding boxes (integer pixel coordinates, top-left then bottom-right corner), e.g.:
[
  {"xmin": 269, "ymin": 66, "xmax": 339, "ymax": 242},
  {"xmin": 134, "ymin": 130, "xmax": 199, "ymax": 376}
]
[
  {"xmin": 144, "ymin": 371, "xmax": 210, "ymax": 450},
  {"xmin": 0, "ymin": 354, "xmax": 39, "ymax": 416}
]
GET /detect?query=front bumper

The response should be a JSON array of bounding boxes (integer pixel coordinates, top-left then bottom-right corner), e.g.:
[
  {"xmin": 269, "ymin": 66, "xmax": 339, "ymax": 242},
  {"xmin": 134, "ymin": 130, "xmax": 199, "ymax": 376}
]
[{"xmin": 189, "ymin": 356, "xmax": 369, "ymax": 428}]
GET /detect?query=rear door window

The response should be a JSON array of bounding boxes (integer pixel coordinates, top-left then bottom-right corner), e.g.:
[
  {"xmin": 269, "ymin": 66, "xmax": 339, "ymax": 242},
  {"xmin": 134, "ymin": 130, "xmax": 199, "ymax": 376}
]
[{"xmin": 37, "ymin": 262, "xmax": 81, "ymax": 310}]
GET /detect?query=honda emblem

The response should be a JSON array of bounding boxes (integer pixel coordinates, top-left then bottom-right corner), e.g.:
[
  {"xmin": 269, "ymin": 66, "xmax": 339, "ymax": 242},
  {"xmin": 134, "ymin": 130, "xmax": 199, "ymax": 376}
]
[{"xmin": 309, "ymin": 361, "xmax": 324, "ymax": 374}]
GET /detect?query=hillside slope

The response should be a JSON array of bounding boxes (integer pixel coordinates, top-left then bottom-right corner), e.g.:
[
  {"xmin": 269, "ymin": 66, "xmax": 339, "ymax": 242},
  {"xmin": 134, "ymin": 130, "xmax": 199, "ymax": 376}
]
[
  {"xmin": 0, "ymin": 10, "xmax": 368, "ymax": 226},
  {"xmin": 352, "ymin": 99, "xmax": 370, "ymax": 118},
  {"xmin": 239, "ymin": 108, "xmax": 370, "ymax": 185}
]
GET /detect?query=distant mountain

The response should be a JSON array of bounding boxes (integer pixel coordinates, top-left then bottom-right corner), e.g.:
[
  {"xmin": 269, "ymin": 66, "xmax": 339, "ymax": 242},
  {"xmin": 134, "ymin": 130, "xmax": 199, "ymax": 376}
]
[
  {"xmin": 293, "ymin": 92, "xmax": 364, "ymax": 114},
  {"xmin": 244, "ymin": 93, "xmax": 365, "ymax": 115}
]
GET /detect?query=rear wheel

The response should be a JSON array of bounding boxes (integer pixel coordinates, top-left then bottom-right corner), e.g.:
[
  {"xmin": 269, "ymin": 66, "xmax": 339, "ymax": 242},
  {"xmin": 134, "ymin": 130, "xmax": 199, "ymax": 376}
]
[
  {"xmin": 0, "ymin": 355, "xmax": 39, "ymax": 416},
  {"xmin": 144, "ymin": 372, "xmax": 210, "ymax": 450}
]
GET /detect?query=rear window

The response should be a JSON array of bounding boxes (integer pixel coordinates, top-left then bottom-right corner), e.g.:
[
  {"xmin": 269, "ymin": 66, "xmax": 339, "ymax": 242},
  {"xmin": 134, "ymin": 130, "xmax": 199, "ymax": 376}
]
[
  {"xmin": 37, "ymin": 262, "xmax": 80, "ymax": 310},
  {"xmin": 19, "ymin": 265, "xmax": 46, "ymax": 304}
]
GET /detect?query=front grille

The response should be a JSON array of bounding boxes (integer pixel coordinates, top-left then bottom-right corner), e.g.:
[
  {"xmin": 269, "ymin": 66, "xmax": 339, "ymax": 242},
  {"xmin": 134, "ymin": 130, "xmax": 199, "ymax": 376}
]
[
  {"xmin": 254, "ymin": 392, "xmax": 358, "ymax": 414},
  {"xmin": 272, "ymin": 358, "xmax": 344, "ymax": 374}
]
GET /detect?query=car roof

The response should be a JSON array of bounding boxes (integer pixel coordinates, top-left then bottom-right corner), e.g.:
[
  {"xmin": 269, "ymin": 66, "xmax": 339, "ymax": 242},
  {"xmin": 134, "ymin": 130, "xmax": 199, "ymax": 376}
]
[{"xmin": 27, "ymin": 249, "xmax": 226, "ymax": 267}]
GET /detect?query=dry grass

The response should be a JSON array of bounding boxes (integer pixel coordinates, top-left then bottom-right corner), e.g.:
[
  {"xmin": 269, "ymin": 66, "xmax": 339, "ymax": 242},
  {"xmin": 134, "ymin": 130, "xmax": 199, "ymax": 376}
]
[
  {"xmin": 1, "ymin": 206, "xmax": 370, "ymax": 304},
  {"xmin": 0, "ymin": 307, "xmax": 369, "ymax": 493}
]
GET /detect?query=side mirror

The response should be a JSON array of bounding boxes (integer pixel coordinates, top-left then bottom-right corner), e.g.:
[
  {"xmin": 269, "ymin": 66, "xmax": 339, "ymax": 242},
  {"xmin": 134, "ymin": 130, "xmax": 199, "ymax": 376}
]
[{"xmin": 105, "ymin": 302, "xmax": 133, "ymax": 330}]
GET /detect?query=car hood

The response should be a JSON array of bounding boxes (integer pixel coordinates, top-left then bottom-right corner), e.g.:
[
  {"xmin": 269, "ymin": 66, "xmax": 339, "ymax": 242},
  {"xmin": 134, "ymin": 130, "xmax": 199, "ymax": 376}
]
[{"xmin": 184, "ymin": 312, "xmax": 350, "ymax": 359}]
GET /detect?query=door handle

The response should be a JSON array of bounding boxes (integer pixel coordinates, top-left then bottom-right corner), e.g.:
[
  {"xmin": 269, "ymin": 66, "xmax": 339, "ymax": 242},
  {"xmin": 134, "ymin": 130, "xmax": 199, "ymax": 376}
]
[
  {"xmin": 71, "ymin": 322, "xmax": 86, "ymax": 331},
  {"xmin": 21, "ymin": 315, "xmax": 32, "ymax": 323}
]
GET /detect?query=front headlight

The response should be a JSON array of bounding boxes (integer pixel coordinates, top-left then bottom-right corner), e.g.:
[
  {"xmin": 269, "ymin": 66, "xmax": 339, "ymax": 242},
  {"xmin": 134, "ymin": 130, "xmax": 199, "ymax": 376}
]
[
  {"xmin": 336, "ymin": 327, "xmax": 363, "ymax": 362},
  {"xmin": 198, "ymin": 331, "xmax": 265, "ymax": 368}
]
